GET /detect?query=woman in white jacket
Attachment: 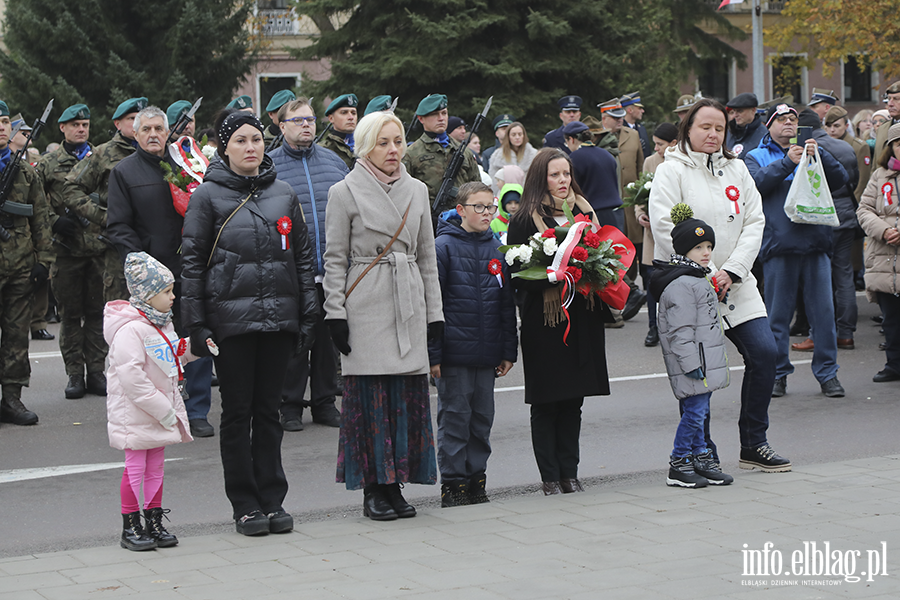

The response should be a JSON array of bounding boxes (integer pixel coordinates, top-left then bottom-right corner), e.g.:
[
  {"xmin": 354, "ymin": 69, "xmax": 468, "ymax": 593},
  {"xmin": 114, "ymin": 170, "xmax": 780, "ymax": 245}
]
[
  {"xmin": 488, "ymin": 122, "xmax": 538, "ymax": 194},
  {"xmin": 649, "ymin": 98, "xmax": 790, "ymax": 474}
]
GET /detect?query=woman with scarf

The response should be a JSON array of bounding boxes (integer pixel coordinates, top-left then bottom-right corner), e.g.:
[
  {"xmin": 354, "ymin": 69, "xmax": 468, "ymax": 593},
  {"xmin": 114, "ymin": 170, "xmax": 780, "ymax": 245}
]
[
  {"xmin": 323, "ymin": 110, "xmax": 443, "ymax": 521},
  {"xmin": 507, "ymin": 148, "xmax": 610, "ymax": 495},
  {"xmin": 181, "ymin": 109, "xmax": 319, "ymax": 536}
]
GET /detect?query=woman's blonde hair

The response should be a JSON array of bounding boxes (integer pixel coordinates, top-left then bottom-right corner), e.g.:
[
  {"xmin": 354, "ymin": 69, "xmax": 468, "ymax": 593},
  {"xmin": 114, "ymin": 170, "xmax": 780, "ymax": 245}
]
[
  {"xmin": 501, "ymin": 122, "xmax": 529, "ymax": 162},
  {"xmin": 354, "ymin": 111, "xmax": 406, "ymax": 160}
]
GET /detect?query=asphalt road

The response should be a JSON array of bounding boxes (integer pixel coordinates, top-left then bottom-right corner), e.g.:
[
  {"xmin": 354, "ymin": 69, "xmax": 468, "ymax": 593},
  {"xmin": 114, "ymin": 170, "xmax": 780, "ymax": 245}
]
[{"xmin": 1, "ymin": 294, "xmax": 897, "ymax": 558}]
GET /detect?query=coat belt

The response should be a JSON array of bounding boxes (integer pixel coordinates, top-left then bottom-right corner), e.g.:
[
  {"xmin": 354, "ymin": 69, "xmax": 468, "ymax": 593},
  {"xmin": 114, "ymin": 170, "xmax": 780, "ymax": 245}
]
[{"xmin": 350, "ymin": 252, "xmax": 417, "ymax": 356}]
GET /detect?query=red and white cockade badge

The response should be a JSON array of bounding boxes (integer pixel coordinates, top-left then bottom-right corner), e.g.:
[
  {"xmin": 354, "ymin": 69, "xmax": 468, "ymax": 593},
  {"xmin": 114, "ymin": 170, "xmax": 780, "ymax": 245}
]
[
  {"xmin": 277, "ymin": 216, "xmax": 292, "ymax": 250},
  {"xmin": 725, "ymin": 185, "xmax": 741, "ymax": 215},
  {"xmin": 882, "ymin": 182, "xmax": 894, "ymax": 207},
  {"xmin": 488, "ymin": 258, "xmax": 504, "ymax": 287}
]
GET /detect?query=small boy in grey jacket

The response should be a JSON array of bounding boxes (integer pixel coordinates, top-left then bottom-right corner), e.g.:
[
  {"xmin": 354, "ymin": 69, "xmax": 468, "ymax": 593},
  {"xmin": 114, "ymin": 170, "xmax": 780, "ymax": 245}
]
[{"xmin": 649, "ymin": 204, "xmax": 732, "ymax": 488}]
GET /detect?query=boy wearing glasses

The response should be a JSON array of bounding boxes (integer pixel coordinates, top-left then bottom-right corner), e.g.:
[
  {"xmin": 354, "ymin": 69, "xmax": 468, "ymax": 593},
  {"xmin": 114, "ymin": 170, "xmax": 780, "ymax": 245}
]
[{"xmin": 429, "ymin": 182, "xmax": 517, "ymax": 508}]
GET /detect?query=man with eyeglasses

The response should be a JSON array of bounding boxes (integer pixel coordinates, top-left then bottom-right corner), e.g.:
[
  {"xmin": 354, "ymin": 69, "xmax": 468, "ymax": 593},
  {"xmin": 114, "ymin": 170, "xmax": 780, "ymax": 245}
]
[
  {"xmin": 270, "ymin": 97, "xmax": 349, "ymax": 431},
  {"xmin": 745, "ymin": 103, "xmax": 850, "ymax": 400},
  {"xmin": 319, "ymin": 94, "xmax": 358, "ymax": 170}
]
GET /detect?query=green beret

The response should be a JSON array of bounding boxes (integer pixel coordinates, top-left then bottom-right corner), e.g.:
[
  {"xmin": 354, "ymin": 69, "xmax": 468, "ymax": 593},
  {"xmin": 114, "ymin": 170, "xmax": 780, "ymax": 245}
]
[
  {"xmin": 364, "ymin": 95, "xmax": 392, "ymax": 116},
  {"xmin": 228, "ymin": 95, "xmax": 253, "ymax": 110},
  {"xmin": 59, "ymin": 103, "xmax": 91, "ymax": 123},
  {"xmin": 0, "ymin": 100, "xmax": 8, "ymax": 117},
  {"xmin": 325, "ymin": 94, "xmax": 359, "ymax": 116},
  {"xmin": 113, "ymin": 97, "xmax": 148, "ymax": 120},
  {"xmin": 166, "ymin": 100, "xmax": 192, "ymax": 127},
  {"xmin": 416, "ymin": 94, "xmax": 448, "ymax": 117},
  {"xmin": 266, "ymin": 90, "xmax": 296, "ymax": 113}
]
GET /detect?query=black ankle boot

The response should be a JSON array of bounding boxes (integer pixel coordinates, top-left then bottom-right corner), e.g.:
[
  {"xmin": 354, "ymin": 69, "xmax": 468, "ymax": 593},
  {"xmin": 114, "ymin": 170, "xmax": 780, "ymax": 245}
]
[
  {"xmin": 121, "ymin": 511, "xmax": 157, "ymax": 551},
  {"xmin": 143, "ymin": 507, "xmax": 178, "ymax": 547},
  {"xmin": 363, "ymin": 484, "xmax": 398, "ymax": 521},
  {"xmin": 383, "ymin": 483, "xmax": 416, "ymax": 518},
  {"xmin": 441, "ymin": 480, "xmax": 470, "ymax": 508},
  {"xmin": 468, "ymin": 472, "xmax": 489, "ymax": 504}
]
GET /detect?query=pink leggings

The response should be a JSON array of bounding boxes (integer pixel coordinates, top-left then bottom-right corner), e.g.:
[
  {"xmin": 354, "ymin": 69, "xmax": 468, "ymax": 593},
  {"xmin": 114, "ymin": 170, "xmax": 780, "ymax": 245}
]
[{"xmin": 121, "ymin": 447, "xmax": 165, "ymax": 514}]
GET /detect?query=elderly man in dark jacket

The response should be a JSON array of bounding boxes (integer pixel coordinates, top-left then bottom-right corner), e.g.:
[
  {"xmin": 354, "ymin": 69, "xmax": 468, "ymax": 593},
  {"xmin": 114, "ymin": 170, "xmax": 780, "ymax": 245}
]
[
  {"xmin": 269, "ymin": 97, "xmax": 349, "ymax": 431},
  {"xmin": 790, "ymin": 109, "xmax": 861, "ymax": 353},
  {"xmin": 745, "ymin": 103, "xmax": 849, "ymax": 400},
  {"xmin": 725, "ymin": 93, "xmax": 766, "ymax": 160},
  {"xmin": 107, "ymin": 105, "xmax": 216, "ymax": 438}
]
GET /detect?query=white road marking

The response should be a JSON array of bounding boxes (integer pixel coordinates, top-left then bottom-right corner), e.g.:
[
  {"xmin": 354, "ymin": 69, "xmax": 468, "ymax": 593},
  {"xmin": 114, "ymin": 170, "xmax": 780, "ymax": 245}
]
[
  {"xmin": 495, "ymin": 359, "xmax": 813, "ymax": 394},
  {"xmin": 0, "ymin": 458, "xmax": 183, "ymax": 484},
  {"xmin": 30, "ymin": 351, "xmax": 63, "ymax": 359}
]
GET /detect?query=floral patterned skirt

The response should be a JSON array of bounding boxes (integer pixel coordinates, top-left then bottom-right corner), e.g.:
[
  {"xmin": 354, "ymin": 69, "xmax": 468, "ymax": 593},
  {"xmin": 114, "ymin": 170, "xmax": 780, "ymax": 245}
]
[{"xmin": 336, "ymin": 374, "xmax": 437, "ymax": 490}]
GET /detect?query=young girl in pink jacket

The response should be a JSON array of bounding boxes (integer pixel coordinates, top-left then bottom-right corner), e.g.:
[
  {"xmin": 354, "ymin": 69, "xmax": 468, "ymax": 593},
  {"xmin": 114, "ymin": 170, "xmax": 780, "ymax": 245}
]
[{"xmin": 105, "ymin": 252, "xmax": 213, "ymax": 551}]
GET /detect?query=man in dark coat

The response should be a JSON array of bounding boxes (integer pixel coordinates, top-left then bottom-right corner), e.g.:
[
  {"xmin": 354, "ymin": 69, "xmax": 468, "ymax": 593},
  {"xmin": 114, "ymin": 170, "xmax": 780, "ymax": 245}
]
[
  {"xmin": 542, "ymin": 95, "xmax": 582, "ymax": 154},
  {"xmin": 725, "ymin": 93, "xmax": 766, "ymax": 160},
  {"xmin": 107, "ymin": 105, "xmax": 216, "ymax": 438},
  {"xmin": 270, "ymin": 97, "xmax": 349, "ymax": 431},
  {"xmin": 481, "ymin": 114, "xmax": 514, "ymax": 173}
]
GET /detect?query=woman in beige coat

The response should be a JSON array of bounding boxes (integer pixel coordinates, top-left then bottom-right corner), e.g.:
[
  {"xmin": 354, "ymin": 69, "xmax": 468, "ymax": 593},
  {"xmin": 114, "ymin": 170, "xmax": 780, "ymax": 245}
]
[
  {"xmin": 857, "ymin": 123, "xmax": 900, "ymax": 382},
  {"xmin": 323, "ymin": 110, "xmax": 443, "ymax": 521}
]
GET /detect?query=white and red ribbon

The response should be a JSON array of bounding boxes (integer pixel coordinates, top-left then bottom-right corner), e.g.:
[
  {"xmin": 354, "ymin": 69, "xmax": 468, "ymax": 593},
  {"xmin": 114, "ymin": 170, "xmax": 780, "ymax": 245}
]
[
  {"xmin": 277, "ymin": 216, "xmax": 292, "ymax": 250},
  {"xmin": 882, "ymin": 182, "xmax": 894, "ymax": 207},
  {"xmin": 545, "ymin": 216, "xmax": 596, "ymax": 346},
  {"xmin": 488, "ymin": 258, "xmax": 504, "ymax": 288},
  {"xmin": 725, "ymin": 185, "xmax": 741, "ymax": 215}
]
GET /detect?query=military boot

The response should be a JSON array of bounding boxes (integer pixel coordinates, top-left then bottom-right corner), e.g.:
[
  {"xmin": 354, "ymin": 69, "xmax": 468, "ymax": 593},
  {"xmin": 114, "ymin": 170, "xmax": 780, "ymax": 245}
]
[
  {"xmin": 0, "ymin": 386, "xmax": 38, "ymax": 425},
  {"xmin": 86, "ymin": 371, "xmax": 107, "ymax": 396},
  {"xmin": 65, "ymin": 374, "xmax": 87, "ymax": 399}
]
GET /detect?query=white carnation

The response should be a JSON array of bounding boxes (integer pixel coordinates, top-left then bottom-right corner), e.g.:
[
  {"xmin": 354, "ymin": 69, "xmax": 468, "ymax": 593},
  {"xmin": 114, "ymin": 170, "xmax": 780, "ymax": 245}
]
[
  {"xmin": 520, "ymin": 246, "xmax": 533, "ymax": 263},
  {"xmin": 505, "ymin": 247, "xmax": 520, "ymax": 266},
  {"xmin": 643, "ymin": 181, "xmax": 652, "ymax": 190},
  {"xmin": 201, "ymin": 145, "xmax": 217, "ymax": 160},
  {"xmin": 543, "ymin": 238, "xmax": 558, "ymax": 256},
  {"xmin": 626, "ymin": 182, "xmax": 636, "ymax": 190}
]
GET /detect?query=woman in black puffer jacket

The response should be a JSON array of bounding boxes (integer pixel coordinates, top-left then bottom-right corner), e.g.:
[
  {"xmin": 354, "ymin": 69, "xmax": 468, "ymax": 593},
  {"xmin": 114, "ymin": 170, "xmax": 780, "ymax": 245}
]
[{"xmin": 181, "ymin": 110, "xmax": 319, "ymax": 536}]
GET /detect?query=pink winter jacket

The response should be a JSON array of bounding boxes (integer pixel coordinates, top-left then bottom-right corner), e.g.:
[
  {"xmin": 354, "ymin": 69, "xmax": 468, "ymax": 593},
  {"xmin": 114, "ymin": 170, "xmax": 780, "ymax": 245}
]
[{"xmin": 104, "ymin": 300, "xmax": 196, "ymax": 450}]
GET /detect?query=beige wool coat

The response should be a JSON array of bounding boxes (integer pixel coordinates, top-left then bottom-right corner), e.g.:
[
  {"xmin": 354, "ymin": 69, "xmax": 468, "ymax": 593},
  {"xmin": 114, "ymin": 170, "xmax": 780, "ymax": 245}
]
[
  {"xmin": 323, "ymin": 163, "xmax": 443, "ymax": 376},
  {"xmin": 857, "ymin": 166, "xmax": 900, "ymax": 300},
  {"xmin": 617, "ymin": 127, "xmax": 645, "ymax": 244}
]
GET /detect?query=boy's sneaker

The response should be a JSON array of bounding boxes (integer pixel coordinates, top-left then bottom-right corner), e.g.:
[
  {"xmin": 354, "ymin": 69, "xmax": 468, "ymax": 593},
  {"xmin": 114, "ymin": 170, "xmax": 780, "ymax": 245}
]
[
  {"xmin": 666, "ymin": 455, "xmax": 709, "ymax": 488},
  {"xmin": 739, "ymin": 443, "xmax": 792, "ymax": 472},
  {"xmin": 692, "ymin": 450, "xmax": 733, "ymax": 485}
]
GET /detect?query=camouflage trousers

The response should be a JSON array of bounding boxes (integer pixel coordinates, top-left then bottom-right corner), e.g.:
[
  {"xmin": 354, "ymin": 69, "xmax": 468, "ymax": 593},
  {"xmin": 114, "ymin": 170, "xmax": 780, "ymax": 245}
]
[
  {"xmin": 0, "ymin": 269, "xmax": 34, "ymax": 387},
  {"xmin": 103, "ymin": 247, "xmax": 128, "ymax": 303},
  {"xmin": 51, "ymin": 254, "xmax": 107, "ymax": 376},
  {"xmin": 30, "ymin": 278, "xmax": 49, "ymax": 331}
]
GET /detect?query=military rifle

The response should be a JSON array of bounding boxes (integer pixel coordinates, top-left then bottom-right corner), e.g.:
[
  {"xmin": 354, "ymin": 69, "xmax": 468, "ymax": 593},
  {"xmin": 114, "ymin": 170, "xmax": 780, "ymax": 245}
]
[
  {"xmin": 431, "ymin": 96, "xmax": 492, "ymax": 219},
  {"xmin": 0, "ymin": 99, "xmax": 54, "ymax": 242},
  {"xmin": 165, "ymin": 97, "xmax": 202, "ymax": 146},
  {"xmin": 314, "ymin": 122, "xmax": 332, "ymax": 145},
  {"xmin": 266, "ymin": 132, "xmax": 284, "ymax": 153}
]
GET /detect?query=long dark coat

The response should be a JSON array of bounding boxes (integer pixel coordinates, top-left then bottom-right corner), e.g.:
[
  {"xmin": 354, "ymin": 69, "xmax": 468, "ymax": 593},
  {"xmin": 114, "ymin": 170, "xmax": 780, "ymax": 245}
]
[{"xmin": 508, "ymin": 209, "xmax": 611, "ymax": 404}]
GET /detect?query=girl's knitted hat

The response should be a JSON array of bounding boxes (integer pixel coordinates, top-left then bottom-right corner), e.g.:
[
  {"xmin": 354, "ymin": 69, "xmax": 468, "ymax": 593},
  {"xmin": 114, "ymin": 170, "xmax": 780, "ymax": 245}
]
[{"xmin": 124, "ymin": 252, "xmax": 174, "ymax": 302}]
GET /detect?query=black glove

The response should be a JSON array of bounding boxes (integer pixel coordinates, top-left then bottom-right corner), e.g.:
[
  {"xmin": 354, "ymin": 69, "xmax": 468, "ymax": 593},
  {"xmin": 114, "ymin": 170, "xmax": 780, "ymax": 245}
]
[
  {"xmin": 427, "ymin": 321, "xmax": 444, "ymax": 342},
  {"xmin": 296, "ymin": 321, "xmax": 317, "ymax": 356},
  {"xmin": 51, "ymin": 214, "xmax": 79, "ymax": 238},
  {"xmin": 327, "ymin": 319, "xmax": 351, "ymax": 355},
  {"xmin": 190, "ymin": 327, "xmax": 215, "ymax": 358},
  {"xmin": 30, "ymin": 263, "xmax": 49, "ymax": 286}
]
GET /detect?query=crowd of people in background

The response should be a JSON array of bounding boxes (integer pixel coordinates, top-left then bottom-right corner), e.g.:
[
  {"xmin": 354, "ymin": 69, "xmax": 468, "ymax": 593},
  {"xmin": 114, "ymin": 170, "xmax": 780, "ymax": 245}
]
[{"xmin": 0, "ymin": 78, "xmax": 897, "ymax": 548}]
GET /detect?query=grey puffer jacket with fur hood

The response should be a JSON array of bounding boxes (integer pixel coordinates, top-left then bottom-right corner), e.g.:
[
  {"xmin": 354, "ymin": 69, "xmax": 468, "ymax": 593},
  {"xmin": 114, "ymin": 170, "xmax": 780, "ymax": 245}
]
[{"xmin": 650, "ymin": 257, "xmax": 730, "ymax": 399}]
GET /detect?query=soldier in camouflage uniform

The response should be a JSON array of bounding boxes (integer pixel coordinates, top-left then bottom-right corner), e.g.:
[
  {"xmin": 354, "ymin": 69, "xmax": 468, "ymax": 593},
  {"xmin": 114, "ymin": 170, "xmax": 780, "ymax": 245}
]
[
  {"xmin": 402, "ymin": 94, "xmax": 482, "ymax": 215},
  {"xmin": 318, "ymin": 93, "xmax": 358, "ymax": 170},
  {"xmin": 264, "ymin": 89, "xmax": 295, "ymax": 151},
  {"xmin": 0, "ymin": 100, "xmax": 54, "ymax": 425},
  {"xmin": 38, "ymin": 103, "xmax": 108, "ymax": 400},
  {"xmin": 61, "ymin": 97, "xmax": 146, "ymax": 303}
]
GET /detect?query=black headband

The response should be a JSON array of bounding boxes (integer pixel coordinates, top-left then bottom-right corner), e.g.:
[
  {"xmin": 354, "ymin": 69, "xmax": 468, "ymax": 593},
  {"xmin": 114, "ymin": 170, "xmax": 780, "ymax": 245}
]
[{"xmin": 219, "ymin": 112, "xmax": 264, "ymax": 148}]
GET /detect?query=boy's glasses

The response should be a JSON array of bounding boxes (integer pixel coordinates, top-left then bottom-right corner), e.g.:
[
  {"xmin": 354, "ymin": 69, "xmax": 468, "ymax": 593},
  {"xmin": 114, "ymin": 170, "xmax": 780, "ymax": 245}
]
[{"xmin": 463, "ymin": 204, "xmax": 498, "ymax": 214}]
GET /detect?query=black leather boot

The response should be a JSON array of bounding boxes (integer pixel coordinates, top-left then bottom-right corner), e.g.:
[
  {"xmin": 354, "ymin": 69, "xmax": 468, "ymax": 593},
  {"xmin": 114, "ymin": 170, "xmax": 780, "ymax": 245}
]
[
  {"xmin": 468, "ymin": 472, "xmax": 489, "ymax": 504},
  {"xmin": 65, "ymin": 374, "xmax": 86, "ymax": 399},
  {"xmin": 363, "ymin": 484, "xmax": 398, "ymax": 521},
  {"xmin": 86, "ymin": 371, "xmax": 107, "ymax": 396},
  {"xmin": 143, "ymin": 507, "xmax": 178, "ymax": 547},
  {"xmin": 121, "ymin": 511, "xmax": 157, "ymax": 551},
  {"xmin": 0, "ymin": 387, "xmax": 38, "ymax": 425},
  {"xmin": 384, "ymin": 483, "xmax": 416, "ymax": 518}
]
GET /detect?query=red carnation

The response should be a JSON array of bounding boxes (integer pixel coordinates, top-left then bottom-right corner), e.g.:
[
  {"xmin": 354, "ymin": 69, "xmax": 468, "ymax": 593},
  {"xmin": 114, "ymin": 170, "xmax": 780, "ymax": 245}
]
[
  {"xmin": 568, "ymin": 267, "xmax": 583, "ymax": 283},
  {"xmin": 541, "ymin": 228, "xmax": 557, "ymax": 239},
  {"xmin": 583, "ymin": 231, "xmax": 601, "ymax": 248},
  {"xmin": 572, "ymin": 246, "xmax": 588, "ymax": 262}
]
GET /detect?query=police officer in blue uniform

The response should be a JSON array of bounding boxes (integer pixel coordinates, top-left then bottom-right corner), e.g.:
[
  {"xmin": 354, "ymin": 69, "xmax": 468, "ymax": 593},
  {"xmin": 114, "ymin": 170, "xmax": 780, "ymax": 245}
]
[{"xmin": 543, "ymin": 95, "xmax": 582, "ymax": 154}]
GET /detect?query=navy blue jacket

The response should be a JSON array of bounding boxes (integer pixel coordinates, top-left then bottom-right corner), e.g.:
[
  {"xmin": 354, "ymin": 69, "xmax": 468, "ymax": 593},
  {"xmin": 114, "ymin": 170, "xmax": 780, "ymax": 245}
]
[
  {"xmin": 570, "ymin": 143, "xmax": 622, "ymax": 211},
  {"xmin": 543, "ymin": 126, "xmax": 569, "ymax": 154},
  {"xmin": 745, "ymin": 134, "xmax": 849, "ymax": 260},
  {"xmin": 726, "ymin": 115, "xmax": 767, "ymax": 160},
  {"xmin": 270, "ymin": 142, "xmax": 349, "ymax": 276},
  {"xmin": 428, "ymin": 216, "xmax": 518, "ymax": 368}
]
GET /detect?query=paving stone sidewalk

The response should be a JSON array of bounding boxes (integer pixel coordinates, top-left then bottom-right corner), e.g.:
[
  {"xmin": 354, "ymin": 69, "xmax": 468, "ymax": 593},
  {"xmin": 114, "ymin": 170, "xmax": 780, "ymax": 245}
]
[{"xmin": 2, "ymin": 456, "xmax": 899, "ymax": 599}]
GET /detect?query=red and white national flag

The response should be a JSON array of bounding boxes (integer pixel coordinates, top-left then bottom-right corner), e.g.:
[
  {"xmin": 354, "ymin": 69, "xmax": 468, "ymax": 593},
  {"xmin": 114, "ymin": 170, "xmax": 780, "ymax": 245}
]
[{"xmin": 718, "ymin": 0, "xmax": 745, "ymax": 9}]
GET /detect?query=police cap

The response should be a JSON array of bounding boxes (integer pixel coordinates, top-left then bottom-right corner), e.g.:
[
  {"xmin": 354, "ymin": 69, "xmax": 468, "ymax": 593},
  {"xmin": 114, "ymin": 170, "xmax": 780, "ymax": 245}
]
[
  {"xmin": 113, "ymin": 97, "xmax": 148, "ymax": 120},
  {"xmin": 557, "ymin": 95, "xmax": 582, "ymax": 111},
  {"xmin": 59, "ymin": 103, "xmax": 91, "ymax": 124},
  {"xmin": 492, "ymin": 114, "xmax": 515, "ymax": 130},
  {"xmin": 325, "ymin": 94, "xmax": 359, "ymax": 116},
  {"xmin": 620, "ymin": 92, "xmax": 644, "ymax": 108}
]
